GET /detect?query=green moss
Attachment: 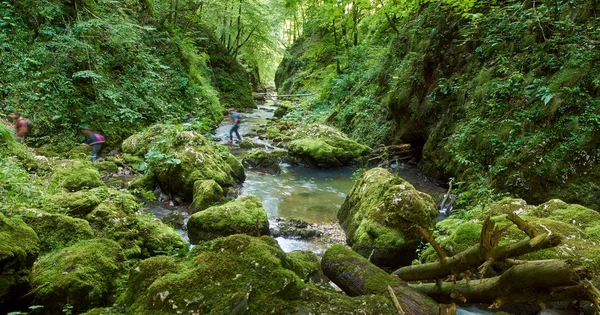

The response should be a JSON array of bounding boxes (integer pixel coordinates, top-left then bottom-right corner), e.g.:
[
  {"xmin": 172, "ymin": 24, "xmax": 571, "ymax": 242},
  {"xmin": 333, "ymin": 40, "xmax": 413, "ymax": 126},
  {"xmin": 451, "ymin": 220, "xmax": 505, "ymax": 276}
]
[
  {"xmin": 46, "ymin": 189, "xmax": 103, "ymax": 217},
  {"xmin": 187, "ymin": 196, "xmax": 269, "ymax": 244},
  {"xmin": 338, "ymin": 168, "xmax": 437, "ymax": 267},
  {"xmin": 239, "ymin": 139, "xmax": 261, "ymax": 149},
  {"xmin": 483, "ymin": 198, "xmax": 533, "ymax": 217},
  {"xmin": 0, "ymin": 213, "xmax": 39, "ymax": 302},
  {"xmin": 189, "ymin": 179, "xmax": 225, "ymax": 214},
  {"xmin": 242, "ymin": 149, "xmax": 282, "ymax": 174},
  {"xmin": 50, "ymin": 161, "xmax": 105, "ymax": 191},
  {"xmin": 93, "ymin": 161, "xmax": 119, "ymax": 173},
  {"xmin": 64, "ymin": 145, "xmax": 93, "ymax": 160},
  {"xmin": 161, "ymin": 211, "xmax": 185, "ymax": 229},
  {"xmin": 285, "ymin": 250, "xmax": 329, "ymax": 286},
  {"xmin": 128, "ymin": 173, "xmax": 155, "ymax": 191},
  {"xmin": 119, "ymin": 255, "xmax": 178, "ymax": 306},
  {"xmin": 22, "ymin": 210, "xmax": 93, "ymax": 254},
  {"xmin": 80, "ymin": 307, "xmax": 126, "ymax": 315},
  {"xmin": 31, "ymin": 239, "xmax": 127, "ymax": 314}
]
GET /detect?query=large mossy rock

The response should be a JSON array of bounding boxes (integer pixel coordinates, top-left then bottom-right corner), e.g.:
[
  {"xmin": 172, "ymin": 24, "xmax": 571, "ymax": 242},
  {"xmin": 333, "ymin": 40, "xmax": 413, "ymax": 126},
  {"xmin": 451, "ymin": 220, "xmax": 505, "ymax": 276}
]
[
  {"xmin": 123, "ymin": 234, "xmax": 396, "ymax": 314},
  {"xmin": 286, "ymin": 125, "xmax": 371, "ymax": 168},
  {"xmin": 122, "ymin": 124, "xmax": 245, "ymax": 201},
  {"xmin": 31, "ymin": 239, "xmax": 127, "ymax": 314},
  {"xmin": 46, "ymin": 188, "xmax": 103, "ymax": 217},
  {"xmin": 0, "ymin": 213, "xmax": 39, "ymax": 304},
  {"xmin": 420, "ymin": 198, "xmax": 600, "ymax": 270},
  {"xmin": 85, "ymin": 198, "xmax": 186, "ymax": 258},
  {"xmin": 50, "ymin": 161, "xmax": 105, "ymax": 191},
  {"xmin": 242, "ymin": 149, "xmax": 282, "ymax": 174},
  {"xmin": 22, "ymin": 210, "xmax": 93, "ymax": 254},
  {"xmin": 338, "ymin": 168, "xmax": 438, "ymax": 268},
  {"xmin": 187, "ymin": 196, "xmax": 269, "ymax": 244},
  {"xmin": 189, "ymin": 179, "xmax": 225, "ymax": 214}
]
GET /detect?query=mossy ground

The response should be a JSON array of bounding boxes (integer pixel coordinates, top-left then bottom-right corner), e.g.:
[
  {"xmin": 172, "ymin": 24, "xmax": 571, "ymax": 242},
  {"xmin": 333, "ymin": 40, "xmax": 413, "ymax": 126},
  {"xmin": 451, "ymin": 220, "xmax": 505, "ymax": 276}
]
[{"xmin": 49, "ymin": 161, "xmax": 105, "ymax": 192}]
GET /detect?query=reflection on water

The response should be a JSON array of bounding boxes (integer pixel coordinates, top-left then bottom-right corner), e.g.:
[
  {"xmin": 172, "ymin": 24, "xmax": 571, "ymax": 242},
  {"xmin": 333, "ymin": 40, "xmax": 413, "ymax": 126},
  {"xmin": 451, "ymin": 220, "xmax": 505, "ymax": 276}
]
[{"xmin": 240, "ymin": 166, "xmax": 355, "ymax": 223}]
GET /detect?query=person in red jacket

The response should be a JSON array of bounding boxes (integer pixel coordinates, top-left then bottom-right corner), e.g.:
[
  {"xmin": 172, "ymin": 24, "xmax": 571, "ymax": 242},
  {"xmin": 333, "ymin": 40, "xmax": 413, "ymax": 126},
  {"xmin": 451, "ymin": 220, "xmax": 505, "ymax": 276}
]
[
  {"xmin": 9, "ymin": 111, "xmax": 29, "ymax": 142},
  {"xmin": 81, "ymin": 128, "xmax": 106, "ymax": 161}
]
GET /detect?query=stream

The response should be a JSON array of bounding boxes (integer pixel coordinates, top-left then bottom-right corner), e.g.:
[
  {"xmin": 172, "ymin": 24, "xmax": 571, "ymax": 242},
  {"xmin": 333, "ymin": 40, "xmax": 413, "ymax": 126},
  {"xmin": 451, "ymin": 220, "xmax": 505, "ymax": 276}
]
[{"xmin": 139, "ymin": 101, "xmax": 563, "ymax": 315}]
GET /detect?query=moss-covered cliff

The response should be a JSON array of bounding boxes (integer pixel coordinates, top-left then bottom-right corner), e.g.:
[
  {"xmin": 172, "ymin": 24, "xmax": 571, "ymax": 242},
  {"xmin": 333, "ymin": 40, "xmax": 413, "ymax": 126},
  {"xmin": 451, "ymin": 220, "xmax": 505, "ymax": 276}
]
[{"xmin": 275, "ymin": 0, "xmax": 600, "ymax": 208}]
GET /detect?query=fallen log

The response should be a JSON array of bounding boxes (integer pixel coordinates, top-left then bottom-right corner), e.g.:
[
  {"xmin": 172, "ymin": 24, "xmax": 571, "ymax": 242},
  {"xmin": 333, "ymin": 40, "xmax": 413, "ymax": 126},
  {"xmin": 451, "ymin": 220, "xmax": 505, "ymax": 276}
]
[
  {"xmin": 393, "ymin": 216, "xmax": 562, "ymax": 281},
  {"xmin": 408, "ymin": 260, "xmax": 598, "ymax": 311},
  {"xmin": 321, "ymin": 244, "xmax": 439, "ymax": 315}
]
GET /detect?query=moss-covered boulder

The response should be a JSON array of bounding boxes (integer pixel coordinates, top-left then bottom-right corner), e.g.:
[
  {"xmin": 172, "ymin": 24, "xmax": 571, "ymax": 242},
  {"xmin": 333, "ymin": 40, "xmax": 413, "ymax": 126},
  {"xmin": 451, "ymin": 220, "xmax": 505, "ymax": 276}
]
[
  {"xmin": 242, "ymin": 149, "xmax": 282, "ymax": 174},
  {"xmin": 21, "ymin": 210, "xmax": 93, "ymax": 254},
  {"xmin": 46, "ymin": 188, "xmax": 103, "ymax": 217},
  {"xmin": 273, "ymin": 101, "xmax": 295, "ymax": 118},
  {"xmin": 286, "ymin": 124, "xmax": 371, "ymax": 168},
  {"xmin": 123, "ymin": 234, "xmax": 396, "ymax": 314},
  {"xmin": 0, "ymin": 213, "xmax": 39, "ymax": 304},
  {"xmin": 122, "ymin": 125, "xmax": 245, "ymax": 201},
  {"xmin": 286, "ymin": 250, "xmax": 329, "ymax": 287},
  {"xmin": 93, "ymin": 161, "xmax": 119, "ymax": 173},
  {"xmin": 189, "ymin": 179, "xmax": 225, "ymax": 214},
  {"xmin": 239, "ymin": 139, "xmax": 261, "ymax": 149},
  {"xmin": 86, "ymin": 201, "xmax": 186, "ymax": 258},
  {"xmin": 338, "ymin": 168, "xmax": 438, "ymax": 267},
  {"xmin": 420, "ymin": 199, "xmax": 600, "ymax": 270},
  {"xmin": 64, "ymin": 145, "xmax": 93, "ymax": 160},
  {"xmin": 128, "ymin": 173, "xmax": 154, "ymax": 191},
  {"xmin": 31, "ymin": 239, "xmax": 126, "ymax": 314},
  {"xmin": 187, "ymin": 196, "xmax": 269, "ymax": 244},
  {"xmin": 50, "ymin": 161, "xmax": 105, "ymax": 191}
]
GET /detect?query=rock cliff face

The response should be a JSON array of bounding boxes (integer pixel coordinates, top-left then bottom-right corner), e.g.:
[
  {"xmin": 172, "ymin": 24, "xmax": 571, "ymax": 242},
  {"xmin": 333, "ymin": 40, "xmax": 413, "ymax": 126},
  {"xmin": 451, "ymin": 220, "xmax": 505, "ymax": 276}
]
[{"xmin": 338, "ymin": 168, "xmax": 438, "ymax": 268}]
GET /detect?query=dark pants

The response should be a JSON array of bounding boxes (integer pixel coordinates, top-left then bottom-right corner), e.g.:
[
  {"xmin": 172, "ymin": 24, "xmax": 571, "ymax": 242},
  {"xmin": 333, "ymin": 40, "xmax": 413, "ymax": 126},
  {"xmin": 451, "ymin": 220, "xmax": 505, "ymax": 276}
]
[
  {"xmin": 230, "ymin": 125, "xmax": 241, "ymax": 141},
  {"xmin": 91, "ymin": 144, "xmax": 102, "ymax": 161}
]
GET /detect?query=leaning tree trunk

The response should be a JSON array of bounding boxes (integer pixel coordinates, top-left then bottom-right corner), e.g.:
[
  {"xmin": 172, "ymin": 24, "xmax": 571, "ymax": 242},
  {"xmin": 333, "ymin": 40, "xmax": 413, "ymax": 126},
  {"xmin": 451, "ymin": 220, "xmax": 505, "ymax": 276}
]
[{"xmin": 322, "ymin": 244, "xmax": 440, "ymax": 315}]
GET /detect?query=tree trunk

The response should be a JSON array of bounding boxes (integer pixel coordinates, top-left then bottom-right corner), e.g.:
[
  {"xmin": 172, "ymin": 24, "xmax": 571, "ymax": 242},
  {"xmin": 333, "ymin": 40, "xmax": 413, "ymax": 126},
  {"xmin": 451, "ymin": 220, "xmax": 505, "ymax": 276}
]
[
  {"xmin": 393, "ymin": 219, "xmax": 562, "ymax": 281},
  {"xmin": 321, "ymin": 244, "xmax": 439, "ymax": 315},
  {"xmin": 409, "ymin": 260, "xmax": 597, "ymax": 309}
]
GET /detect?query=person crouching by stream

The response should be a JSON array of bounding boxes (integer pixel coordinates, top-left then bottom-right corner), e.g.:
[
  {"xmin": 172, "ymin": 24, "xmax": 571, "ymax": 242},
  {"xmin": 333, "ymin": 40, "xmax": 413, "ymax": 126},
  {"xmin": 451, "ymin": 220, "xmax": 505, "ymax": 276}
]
[
  {"xmin": 81, "ymin": 128, "xmax": 106, "ymax": 162},
  {"xmin": 229, "ymin": 111, "xmax": 242, "ymax": 143},
  {"xmin": 9, "ymin": 110, "xmax": 31, "ymax": 143}
]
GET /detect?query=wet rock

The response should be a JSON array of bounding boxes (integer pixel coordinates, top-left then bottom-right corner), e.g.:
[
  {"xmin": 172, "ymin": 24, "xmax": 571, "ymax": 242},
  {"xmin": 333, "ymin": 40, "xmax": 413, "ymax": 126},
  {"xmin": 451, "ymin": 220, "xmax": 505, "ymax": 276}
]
[
  {"xmin": 271, "ymin": 218, "xmax": 322, "ymax": 239},
  {"xmin": 187, "ymin": 195, "xmax": 269, "ymax": 244},
  {"xmin": 122, "ymin": 124, "xmax": 245, "ymax": 201},
  {"xmin": 338, "ymin": 167, "xmax": 437, "ymax": 268},
  {"xmin": 31, "ymin": 239, "xmax": 126, "ymax": 314},
  {"xmin": 64, "ymin": 145, "xmax": 92, "ymax": 160},
  {"xmin": 190, "ymin": 179, "xmax": 225, "ymax": 214},
  {"xmin": 21, "ymin": 210, "xmax": 93, "ymax": 254},
  {"xmin": 242, "ymin": 149, "xmax": 282, "ymax": 174},
  {"xmin": 50, "ymin": 161, "xmax": 105, "ymax": 191},
  {"xmin": 161, "ymin": 211, "xmax": 185, "ymax": 230},
  {"xmin": 0, "ymin": 213, "xmax": 39, "ymax": 305},
  {"xmin": 286, "ymin": 250, "xmax": 330, "ymax": 288},
  {"xmin": 106, "ymin": 177, "xmax": 125, "ymax": 189},
  {"xmin": 123, "ymin": 234, "xmax": 396, "ymax": 313},
  {"xmin": 273, "ymin": 101, "xmax": 294, "ymax": 118}
]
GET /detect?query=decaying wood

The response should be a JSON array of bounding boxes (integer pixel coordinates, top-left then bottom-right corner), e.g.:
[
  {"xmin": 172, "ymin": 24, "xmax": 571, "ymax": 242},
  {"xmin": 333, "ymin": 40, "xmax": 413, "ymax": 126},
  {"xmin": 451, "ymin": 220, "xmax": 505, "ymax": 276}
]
[
  {"xmin": 387, "ymin": 285, "xmax": 406, "ymax": 315},
  {"xmin": 408, "ymin": 260, "xmax": 593, "ymax": 307},
  {"xmin": 321, "ymin": 245, "xmax": 439, "ymax": 315},
  {"xmin": 393, "ymin": 215, "xmax": 561, "ymax": 281},
  {"xmin": 506, "ymin": 213, "xmax": 538, "ymax": 238}
]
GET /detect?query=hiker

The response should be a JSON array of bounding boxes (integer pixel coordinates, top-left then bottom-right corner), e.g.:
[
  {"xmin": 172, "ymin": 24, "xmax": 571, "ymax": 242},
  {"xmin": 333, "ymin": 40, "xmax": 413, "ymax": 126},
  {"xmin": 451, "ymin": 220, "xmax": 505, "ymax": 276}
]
[
  {"xmin": 229, "ymin": 111, "xmax": 242, "ymax": 142},
  {"xmin": 9, "ymin": 110, "xmax": 31, "ymax": 142},
  {"xmin": 81, "ymin": 128, "xmax": 106, "ymax": 162}
]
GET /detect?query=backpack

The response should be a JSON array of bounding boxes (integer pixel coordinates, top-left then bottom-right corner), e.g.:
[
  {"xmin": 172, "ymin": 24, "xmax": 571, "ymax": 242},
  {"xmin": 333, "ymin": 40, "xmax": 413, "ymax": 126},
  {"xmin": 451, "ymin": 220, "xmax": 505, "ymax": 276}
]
[
  {"xmin": 95, "ymin": 134, "xmax": 106, "ymax": 143},
  {"xmin": 25, "ymin": 119, "xmax": 32, "ymax": 132}
]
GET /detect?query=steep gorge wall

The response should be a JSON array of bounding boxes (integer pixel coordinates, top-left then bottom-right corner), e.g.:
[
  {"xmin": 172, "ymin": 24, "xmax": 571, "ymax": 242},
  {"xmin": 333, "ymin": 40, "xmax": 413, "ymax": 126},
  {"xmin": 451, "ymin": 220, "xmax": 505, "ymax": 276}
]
[
  {"xmin": 0, "ymin": 0, "xmax": 253, "ymax": 149},
  {"xmin": 276, "ymin": 0, "xmax": 600, "ymax": 208}
]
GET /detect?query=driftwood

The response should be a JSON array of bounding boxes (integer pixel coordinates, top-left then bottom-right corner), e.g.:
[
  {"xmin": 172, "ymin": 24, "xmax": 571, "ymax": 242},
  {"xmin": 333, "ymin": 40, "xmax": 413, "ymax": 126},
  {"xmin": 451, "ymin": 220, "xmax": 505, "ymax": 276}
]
[
  {"xmin": 409, "ymin": 260, "xmax": 599, "ymax": 311},
  {"xmin": 393, "ymin": 216, "xmax": 561, "ymax": 281},
  {"xmin": 321, "ymin": 245, "xmax": 439, "ymax": 315}
]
